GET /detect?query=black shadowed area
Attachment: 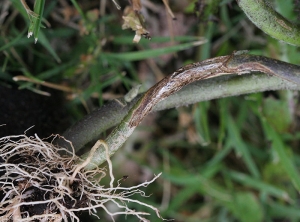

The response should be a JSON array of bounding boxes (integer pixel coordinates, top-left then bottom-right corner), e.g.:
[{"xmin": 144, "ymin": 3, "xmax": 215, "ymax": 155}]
[{"xmin": 0, "ymin": 85, "xmax": 70, "ymax": 138}]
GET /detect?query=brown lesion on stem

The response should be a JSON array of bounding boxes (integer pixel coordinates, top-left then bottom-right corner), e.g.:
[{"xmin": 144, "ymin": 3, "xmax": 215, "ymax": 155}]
[
  {"xmin": 128, "ymin": 52, "xmax": 300, "ymax": 127},
  {"xmin": 77, "ymin": 52, "xmax": 300, "ymax": 168}
]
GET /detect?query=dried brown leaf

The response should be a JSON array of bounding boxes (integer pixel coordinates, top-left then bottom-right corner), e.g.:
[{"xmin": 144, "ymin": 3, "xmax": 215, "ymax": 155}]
[{"xmin": 122, "ymin": 6, "xmax": 151, "ymax": 43}]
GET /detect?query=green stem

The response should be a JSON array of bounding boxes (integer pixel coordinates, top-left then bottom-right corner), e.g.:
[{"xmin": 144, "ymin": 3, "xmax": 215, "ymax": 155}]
[
  {"xmin": 237, "ymin": 0, "xmax": 300, "ymax": 46},
  {"xmin": 61, "ymin": 54, "xmax": 300, "ymax": 152},
  {"xmin": 77, "ymin": 53, "xmax": 300, "ymax": 169}
]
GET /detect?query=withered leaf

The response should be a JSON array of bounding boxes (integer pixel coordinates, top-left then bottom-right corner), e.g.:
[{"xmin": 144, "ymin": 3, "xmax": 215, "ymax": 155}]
[{"xmin": 122, "ymin": 6, "xmax": 151, "ymax": 43}]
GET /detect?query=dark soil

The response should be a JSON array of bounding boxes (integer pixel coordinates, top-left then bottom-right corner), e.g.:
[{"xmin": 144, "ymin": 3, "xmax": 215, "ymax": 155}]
[{"xmin": 0, "ymin": 85, "xmax": 70, "ymax": 138}]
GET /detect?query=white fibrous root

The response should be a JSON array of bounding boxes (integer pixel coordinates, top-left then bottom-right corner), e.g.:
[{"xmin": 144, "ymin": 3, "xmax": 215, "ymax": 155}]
[{"xmin": 0, "ymin": 134, "xmax": 161, "ymax": 221}]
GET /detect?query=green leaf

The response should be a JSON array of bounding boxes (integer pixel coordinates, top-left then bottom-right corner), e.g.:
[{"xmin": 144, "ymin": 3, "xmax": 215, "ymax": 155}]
[{"xmin": 228, "ymin": 192, "xmax": 263, "ymax": 222}]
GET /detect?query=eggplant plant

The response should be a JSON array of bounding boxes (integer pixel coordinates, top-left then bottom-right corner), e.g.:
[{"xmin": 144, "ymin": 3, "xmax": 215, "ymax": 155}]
[{"xmin": 1, "ymin": 0, "xmax": 300, "ymax": 221}]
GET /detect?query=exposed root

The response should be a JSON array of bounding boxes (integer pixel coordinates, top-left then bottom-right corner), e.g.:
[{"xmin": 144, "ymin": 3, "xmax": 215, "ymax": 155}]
[
  {"xmin": 70, "ymin": 140, "xmax": 101, "ymax": 184},
  {"xmin": 0, "ymin": 134, "xmax": 161, "ymax": 221}
]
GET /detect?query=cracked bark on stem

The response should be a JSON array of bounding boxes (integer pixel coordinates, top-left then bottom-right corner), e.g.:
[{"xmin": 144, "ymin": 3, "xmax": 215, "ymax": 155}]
[
  {"xmin": 79, "ymin": 53, "xmax": 300, "ymax": 170},
  {"xmin": 237, "ymin": 0, "xmax": 300, "ymax": 46}
]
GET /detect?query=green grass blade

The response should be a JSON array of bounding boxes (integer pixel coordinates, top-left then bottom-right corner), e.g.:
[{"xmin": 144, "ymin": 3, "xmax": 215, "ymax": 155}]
[
  {"xmin": 37, "ymin": 31, "xmax": 61, "ymax": 63},
  {"xmin": 163, "ymin": 173, "xmax": 232, "ymax": 203},
  {"xmin": 10, "ymin": 0, "xmax": 28, "ymax": 18},
  {"xmin": 217, "ymin": 99, "xmax": 228, "ymax": 148},
  {"xmin": 102, "ymin": 40, "xmax": 207, "ymax": 61},
  {"xmin": 227, "ymin": 170, "xmax": 290, "ymax": 200},
  {"xmin": 204, "ymin": 141, "xmax": 233, "ymax": 169},
  {"xmin": 269, "ymin": 202, "xmax": 300, "ymax": 219},
  {"xmin": 166, "ymin": 185, "xmax": 199, "ymax": 212},
  {"xmin": 69, "ymin": 0, "xmax": 86, "ymax": 20},
  {"xmin": 37, "ymin": 62, "xmax": 75, "ymax": 79},
  {"xmin": 0, "ymin": 30, "xmax": 29, "ymax": 52},
  {"xmin": 264, "ymin": 124, "xmax": 300, "ymax": 191},
  {"xmin": 227, "ymin": 115, "xmax": 260, "ymax": 178},
  {"xmin": 194, "ymin": 102, "xmax": 211, "ymax": 145},
  {"xmin": 32, "ymin": 0, "xmax": 45, "ymax": 43},
  {"xmin": 112, "ymin": 36, "xmax": 202, "ymax": 45}
]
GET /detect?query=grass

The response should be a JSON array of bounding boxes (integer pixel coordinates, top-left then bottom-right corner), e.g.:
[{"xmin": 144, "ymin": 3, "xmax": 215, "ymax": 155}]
[{"xmin": 1, "ymin": 0, "xmax": 300, "ymax": 221}]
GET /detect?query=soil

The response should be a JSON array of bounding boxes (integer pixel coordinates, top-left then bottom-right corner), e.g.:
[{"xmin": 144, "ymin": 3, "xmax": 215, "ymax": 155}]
[{"xmin": 0, "ymin": 85, "xmax": 70, "ymax": 138}]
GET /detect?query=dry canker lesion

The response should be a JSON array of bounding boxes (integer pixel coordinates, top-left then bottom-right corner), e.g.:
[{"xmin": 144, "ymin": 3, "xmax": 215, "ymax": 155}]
[
  {"xmin": 0, "ymin": 134, "xmax": 161, "ymax": 221},
  {"xmin": 275, "ymin": 18, "xmax": 293, "ymax": 31}
]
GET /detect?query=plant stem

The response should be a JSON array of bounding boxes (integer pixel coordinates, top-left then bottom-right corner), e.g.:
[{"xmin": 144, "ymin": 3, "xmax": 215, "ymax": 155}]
[
  {"xmin": 75, "ymin": 53, "xmax": 300, "ymax": 169},
  {"xmin": 20, "ymin": 0, "xmax": 37, "ymax": 18},
  {"xmin": 237, "ymin": 0, "xmax": 300, "ymax": 46}
]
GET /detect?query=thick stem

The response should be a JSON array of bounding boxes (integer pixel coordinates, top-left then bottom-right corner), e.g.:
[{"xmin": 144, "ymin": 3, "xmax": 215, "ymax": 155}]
[
  {"xmin": 237, "ymin": 0, "xmax": 300, "ymax": 46},
  {"xmin": 58, "ymin": 97, "xmax": 141, "ymax": 152},
  {"xmin": 79, "ymin": 53, "xmax": 300, "ymax": 169},
  {"xmin": 62, "ymin": 54, "xmax": 300, "ymax": 153}
]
